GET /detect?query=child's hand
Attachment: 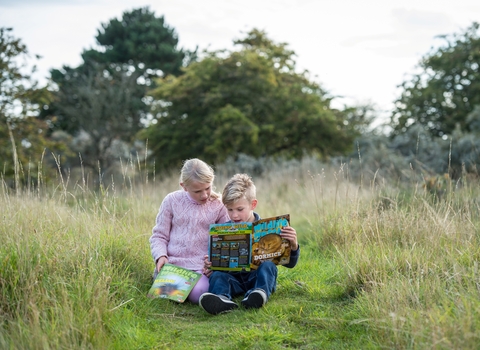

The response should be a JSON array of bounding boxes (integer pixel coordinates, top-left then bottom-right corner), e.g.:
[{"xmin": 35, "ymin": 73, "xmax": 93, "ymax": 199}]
[
  {"xmin": 203, "ymin": 254, "xmax": 213, "ymax": 277},
  {"xmin": 280, "ymin": 226, "xmax": 298, "ymax": 250},
  {"xmin": 156, "ymin": 255, "xmax": 168, "ymax": 272}
]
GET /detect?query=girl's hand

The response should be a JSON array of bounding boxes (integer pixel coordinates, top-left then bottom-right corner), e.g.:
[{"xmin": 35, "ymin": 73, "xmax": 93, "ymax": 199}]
[
  {"xmin": 156, "ymin": 256, "xmax": 168, "ymax": 273},
  {"xmin": 280, "ymin": 226, "xmax": 299, "ymax": 250},
  {"xmin": 203, "ymin": 254, "xmax": 213, "ymax": 277}
]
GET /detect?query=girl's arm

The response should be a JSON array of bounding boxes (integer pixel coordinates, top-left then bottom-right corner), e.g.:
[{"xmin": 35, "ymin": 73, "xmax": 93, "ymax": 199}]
[
  {"xmin": 156, "ymin": 255, "xmax": 169, "ymax": 272},
  {"xmin": 216, "ymin": 201, "xmax": 230, "ymax": 223},
  {"xmin": 149, "ymin": 195, "xmax": 173, "ymax": 268}
]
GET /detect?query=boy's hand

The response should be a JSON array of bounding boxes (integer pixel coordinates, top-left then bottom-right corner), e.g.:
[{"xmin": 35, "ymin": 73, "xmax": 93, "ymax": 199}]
[
  {"xmin": 156, "ymin": 256, "xmax": 168, "ymax": 273},
  {"xmin": 280, "ymin": 226, "xmax": 298, "ymax": 250},
  {"xmin": 203, "ymin": 254, "xmax": 213, "ymax": 277}
]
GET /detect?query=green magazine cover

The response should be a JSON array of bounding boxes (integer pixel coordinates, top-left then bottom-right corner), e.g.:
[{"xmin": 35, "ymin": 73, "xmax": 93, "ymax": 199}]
[{"xmin": 147, "ymin": 263, "xmax": 201, "ymax": 303}]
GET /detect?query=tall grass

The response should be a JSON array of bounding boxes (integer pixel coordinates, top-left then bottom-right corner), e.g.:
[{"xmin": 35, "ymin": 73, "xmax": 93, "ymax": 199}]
[
  {"xmin": 0, "ymin": 152, "xmax": 180, "ymax": 349},
  {"xmin": 300, "ymin": 165, "xmax": 480, "ymax": 348},
  {"xmin": 1, "ymin": 156, "xmax": 479, "ymax": 349}
]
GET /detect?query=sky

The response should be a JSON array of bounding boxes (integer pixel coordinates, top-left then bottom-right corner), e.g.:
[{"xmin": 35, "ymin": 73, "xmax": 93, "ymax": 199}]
[{"xmin": 1, "ymin": 0, "xmax": 480, "ymax": 123}]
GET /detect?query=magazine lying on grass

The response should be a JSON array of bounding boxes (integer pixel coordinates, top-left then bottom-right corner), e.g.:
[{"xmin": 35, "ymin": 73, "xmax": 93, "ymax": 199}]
[
  {"xmin": 208, "ymin": 214, "xmax": 291, "ymax": 271},
  {"xmin": 147, "ymin": 263, "xmax": 201, "ymax": 303}
]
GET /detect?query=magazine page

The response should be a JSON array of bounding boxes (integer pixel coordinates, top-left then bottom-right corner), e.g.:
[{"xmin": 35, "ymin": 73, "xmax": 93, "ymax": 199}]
[{"xmin": 209, "ymin": 222, "xmax": 253, "ymax": 271}]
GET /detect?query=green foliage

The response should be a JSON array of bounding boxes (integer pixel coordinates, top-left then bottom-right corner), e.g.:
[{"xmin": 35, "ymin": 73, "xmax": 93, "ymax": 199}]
[
  {"xmin": 0, "ymin": 117, "xmax": 67, "ymax": 183},
  {"xmin": 39, "ymin": 8, "xmax": 191, "ymax": 173},
  {"xmin": 392, "ymin": 22, "xmax": 480, "ymax": 137},
  {"xmin": 0, "ymin": 27, "xmax": 28, "ymax": 118},
  {"xmin": 47, "ymin": 63, "xmax": 146, "ymax": 171},
  {"xmin": 142, "ymin": 29, "xmax": 355, "ymax": 168},
  {"xmin": 82, "ymin": 6, "xmax": 189, "ymax": 78},
  {"xmin": 0, "ymin": 27, "xmax": 66, "ymax": 185},
  {"xmin": 341, "ymin": 117, "xmax": 480, "ymax": 182}
]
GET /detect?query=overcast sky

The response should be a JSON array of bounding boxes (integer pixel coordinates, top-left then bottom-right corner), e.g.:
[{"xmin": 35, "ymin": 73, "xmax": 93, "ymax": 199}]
[{"xmin": 1, "ymin": 0, "xmax": 480, "ymax": 121}]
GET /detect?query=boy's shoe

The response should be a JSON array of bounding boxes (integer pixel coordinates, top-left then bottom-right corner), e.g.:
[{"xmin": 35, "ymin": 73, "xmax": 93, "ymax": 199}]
[
  {"xmin": 199, "ymin": 293, "xmax": 238, "ymax": 315},
  {"xmin": 241, "ymin": 289, "xmax": 267, "ymax": 309}
]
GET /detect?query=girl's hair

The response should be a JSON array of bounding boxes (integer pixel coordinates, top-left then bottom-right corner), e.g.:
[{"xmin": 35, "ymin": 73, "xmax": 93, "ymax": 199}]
[
  {"xmin": 222, "ymin": 173, "xmax": 256, "ymax": 206},
  {"xmin": 180, "ymin": 158, "xmax": 220, "ymax": 199}
]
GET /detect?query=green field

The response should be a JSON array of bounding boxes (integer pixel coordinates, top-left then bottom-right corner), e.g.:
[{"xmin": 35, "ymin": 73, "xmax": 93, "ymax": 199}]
[{"xmin": 1, "ymin": 161, "xmax": 479, "ymax": 349}]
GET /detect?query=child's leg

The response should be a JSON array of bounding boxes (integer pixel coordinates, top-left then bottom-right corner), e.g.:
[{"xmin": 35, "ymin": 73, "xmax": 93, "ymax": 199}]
[
  {"xmin": 188, "ymin": 274, "xmax": 209, "ymax": 304},
  {"xmin": 247, "ymin": 261, "xmax": 278, "ymax": 299},
  {"xmin": 209, "ymin": 271, "xmax": 246, "ymax": 299}
]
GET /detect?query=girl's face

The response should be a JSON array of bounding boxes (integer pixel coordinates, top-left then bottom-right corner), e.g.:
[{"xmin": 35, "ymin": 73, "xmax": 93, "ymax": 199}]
[{"xmin": 181, "ymin": 181, "xmax": 212, "ymax": 205}]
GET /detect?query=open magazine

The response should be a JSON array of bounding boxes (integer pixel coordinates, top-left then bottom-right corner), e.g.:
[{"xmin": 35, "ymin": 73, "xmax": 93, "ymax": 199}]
[
  {"xmin": 208, "ymin": 214, "xmax": 291, "ymax": 271},
  {"xmin": 147, "ymin": 263, "xmax": 201, "ymax": 303}
]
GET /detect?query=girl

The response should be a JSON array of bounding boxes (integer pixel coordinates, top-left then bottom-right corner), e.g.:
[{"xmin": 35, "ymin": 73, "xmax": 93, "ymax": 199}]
[{"xmin": 149, "ymin": 159, "xmax": 229, "ymax": 304}]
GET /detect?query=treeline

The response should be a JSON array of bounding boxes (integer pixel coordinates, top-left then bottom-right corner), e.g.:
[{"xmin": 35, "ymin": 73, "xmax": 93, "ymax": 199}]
[
  {"xmin": 1, "ymin": 7, "xmax": 479, "ymax": 188},
  {"xmin": 344, "ymin": 22, "xmax": 480, "ymax": 185}
]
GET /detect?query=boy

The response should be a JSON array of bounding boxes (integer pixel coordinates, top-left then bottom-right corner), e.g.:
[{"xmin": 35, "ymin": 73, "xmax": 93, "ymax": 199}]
[{"xmin": 199, "ymin": 174, "xmax": 300, "ymax": 315}]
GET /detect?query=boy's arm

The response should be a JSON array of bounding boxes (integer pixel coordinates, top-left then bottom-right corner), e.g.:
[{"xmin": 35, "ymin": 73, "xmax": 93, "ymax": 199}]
[
  {"xmin": 280, "ymin": 226, "xmax": 298, "ymax": 250},
  {"xmin": 284, "ymin": 245, "xmax": 300, "ymax": 268},
  {"xmin": 280, "ymin": 226, "xmax": 300, "ymax": 268}
]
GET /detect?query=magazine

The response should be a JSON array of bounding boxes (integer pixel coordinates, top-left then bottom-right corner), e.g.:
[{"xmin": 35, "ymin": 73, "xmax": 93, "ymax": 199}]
[
  {"xmin": 208, "ymin": 214, "xmax": 291, "ymax": 271},
  {"xmin": 147, "ymin": 263, "xmax": 202, "ymax": 303}
]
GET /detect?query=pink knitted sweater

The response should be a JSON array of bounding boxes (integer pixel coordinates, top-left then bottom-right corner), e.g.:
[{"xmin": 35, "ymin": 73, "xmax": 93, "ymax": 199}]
[{"xmin": 150, "ymin": 190, "xmax": 229, "ymax": 271}]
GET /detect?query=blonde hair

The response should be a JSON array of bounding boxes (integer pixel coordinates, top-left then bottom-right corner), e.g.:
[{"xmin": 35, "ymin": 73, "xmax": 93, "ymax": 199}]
[
  {"xmin": 222, "ymin": 173, "xmax": 256, "ymax": 206},
  {"xmin": 180, "ymin": 158, "xmax": 220, "ymax": 199}
]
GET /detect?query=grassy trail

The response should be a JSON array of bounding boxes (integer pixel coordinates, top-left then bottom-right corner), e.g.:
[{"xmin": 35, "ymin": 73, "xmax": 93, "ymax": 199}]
[{"xmin": 107, "ymin": 246, "xmax": 373, "ymax": 350}]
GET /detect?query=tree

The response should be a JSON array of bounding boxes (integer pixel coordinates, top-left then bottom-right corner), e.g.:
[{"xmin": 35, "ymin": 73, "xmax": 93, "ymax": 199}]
[
  {"xmin": 50, "ymin": 63, "xmax": 146, "ymax": 171},
  {"xmin": 1, "ymin": 27, "xmax": 37, "ymax": 123},
  {"xmin": 0, "ymin": 27, "xmax": 65, "ymax": 186},
  {"xmin": 82, "ymin": 6, "xmax": 191, "ymax": 80},
  {"xmin": 38, "ymin": 8, "xmax": 192, "ymax": 172},
  {"xmin": 141, "ymin": 29, "xmax": 355, "ymax": 168},
  {"xmin": 391, "ymin": 22, "xmax": 480, "ymax": 137},
  {"xmin": 42, "ymin": 7, "xmax": 189, "ymax": 130}
]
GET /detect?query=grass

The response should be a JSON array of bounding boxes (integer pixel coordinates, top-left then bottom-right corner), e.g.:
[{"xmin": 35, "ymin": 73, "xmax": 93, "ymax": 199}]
[{"xmin": 1, "ymin": 159, "xmax": 480, "ymax": 349}]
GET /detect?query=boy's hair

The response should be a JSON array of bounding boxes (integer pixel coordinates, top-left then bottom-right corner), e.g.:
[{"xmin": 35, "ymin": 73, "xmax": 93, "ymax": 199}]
[
  {"xmin": 180, "ymin": 158, "xmax": 220, "ymax": 199},
  {"xmin": 222, "ymin": 173, "xmax": 256, "ymax": 206}
]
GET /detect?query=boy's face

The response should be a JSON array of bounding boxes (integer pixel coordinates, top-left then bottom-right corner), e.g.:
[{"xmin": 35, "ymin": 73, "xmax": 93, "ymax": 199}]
[
  {"xmin": 226, "ymin": 197, "xmax": 258, "ymax": 223},
  {"xmin": 181, "ymin": 181, "xmax": 212, "ymax": 205}
]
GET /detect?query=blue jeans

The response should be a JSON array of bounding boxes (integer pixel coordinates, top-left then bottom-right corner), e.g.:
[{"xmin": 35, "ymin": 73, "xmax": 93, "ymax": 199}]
[{"xmin": 209, "ymin": 261, "xmax": 278, "ymax": 300}]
